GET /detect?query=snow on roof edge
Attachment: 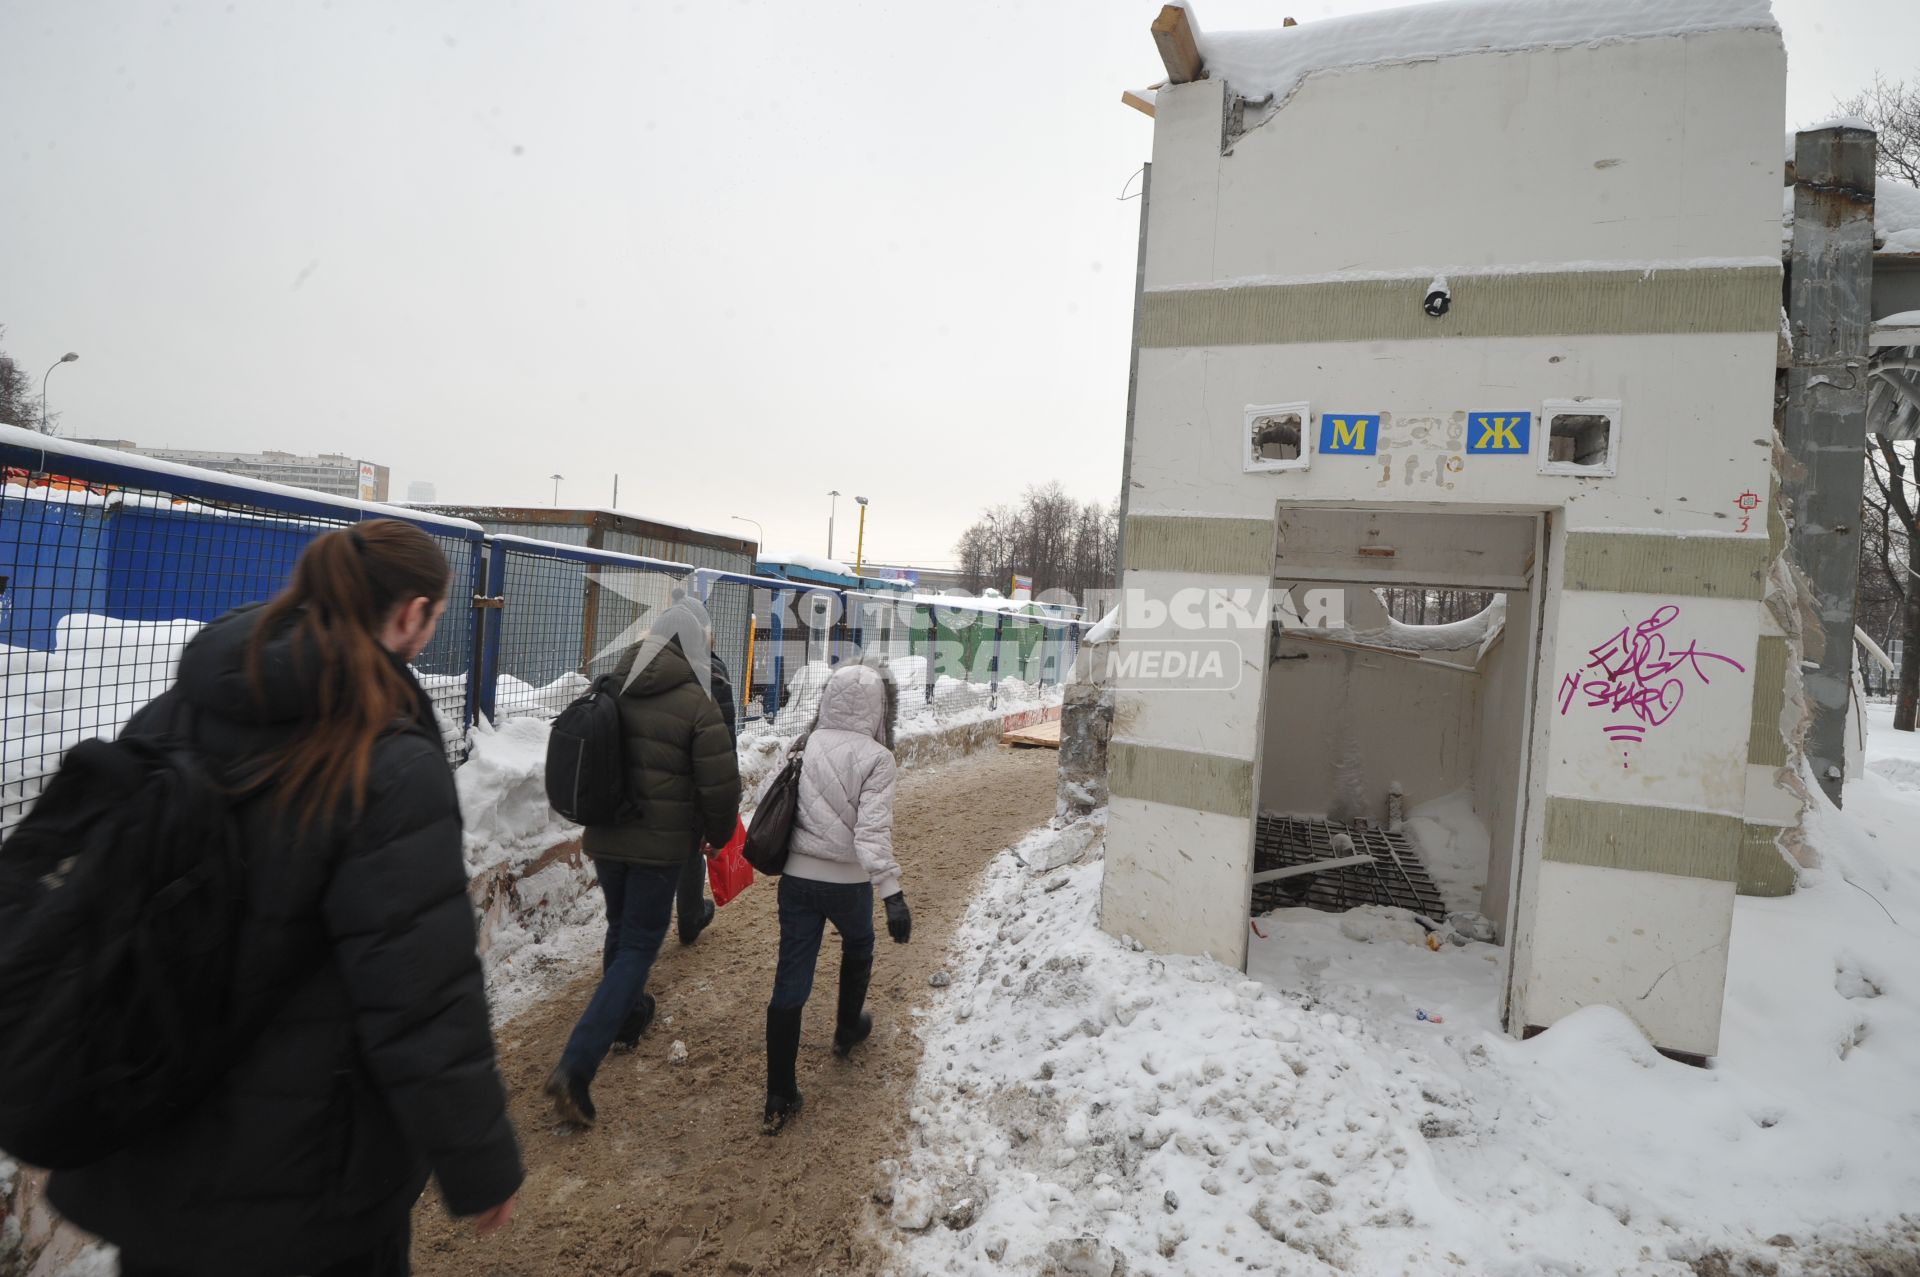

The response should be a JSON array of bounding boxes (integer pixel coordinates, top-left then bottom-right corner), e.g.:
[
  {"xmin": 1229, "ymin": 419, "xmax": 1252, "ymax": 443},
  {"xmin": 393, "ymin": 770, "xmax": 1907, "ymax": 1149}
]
[
  {"xmin": 0, "ymin": 424, "xmax": 486, "ymax": 535},
  {"xmin": 1186, "ymin": 0, "xmax": 1778, "ymax": 111}
]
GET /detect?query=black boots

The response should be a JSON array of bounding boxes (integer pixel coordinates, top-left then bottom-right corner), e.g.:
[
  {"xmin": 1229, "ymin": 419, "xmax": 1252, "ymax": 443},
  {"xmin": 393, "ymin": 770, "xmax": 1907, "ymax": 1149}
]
[
  {"xmin": 611, "ymin": 991, "xmax": 657, "ymax": 1053},
  {"xmin": 544, "ymin": 1067, "xmax": 595, "ymax": 1127},
  {"xmin": 764, "ymin": 1006, "xmax": 804, "ymax": 1135},
  {"xmin": 832, "ymin": 956, "xmax": 874, "ymax": 1059},
  {"xmin": 678, "ymin": 898, "xmax": 715, "ymax": 946},
  {"xmin": 764, "ymin": 959, "xmax": 873, "ymax": 1134}
]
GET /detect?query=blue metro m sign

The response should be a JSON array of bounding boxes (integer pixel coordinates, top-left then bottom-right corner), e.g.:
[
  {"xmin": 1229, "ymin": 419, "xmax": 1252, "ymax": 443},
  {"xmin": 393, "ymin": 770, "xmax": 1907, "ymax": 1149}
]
[{"xmin": 1317, "ymin": 414, "xmax": 1380, "ymax": 456}]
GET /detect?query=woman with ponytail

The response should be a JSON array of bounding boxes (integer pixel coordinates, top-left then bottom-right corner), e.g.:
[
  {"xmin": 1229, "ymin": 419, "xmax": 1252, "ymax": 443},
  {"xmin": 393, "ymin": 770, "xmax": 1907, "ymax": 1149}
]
[{"xmin": 49, "ymin": 519, "xmax": 523, "ymax": 1277}]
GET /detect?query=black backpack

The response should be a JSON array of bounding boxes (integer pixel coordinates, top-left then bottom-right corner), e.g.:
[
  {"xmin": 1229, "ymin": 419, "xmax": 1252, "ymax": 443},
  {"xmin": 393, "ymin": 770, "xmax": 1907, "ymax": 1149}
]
[
  {"xmin": 0, "ymin": 734, "xmax": 251, "ymax": 1171},
  {"xmin": 742, "ymin": 735, "xmax": 806, "ymax": 876},
  {"xmin": 545, "ymin": 674, "xmax": 633, "ymax": 826}
]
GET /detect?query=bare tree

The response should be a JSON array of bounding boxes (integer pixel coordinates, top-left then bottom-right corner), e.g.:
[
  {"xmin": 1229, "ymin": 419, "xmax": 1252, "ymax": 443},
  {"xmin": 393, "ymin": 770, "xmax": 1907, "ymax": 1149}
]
[
  {"xmin": 955, "ymin": 484, "xmax": 1117, "ymax": 605},
  {"xmin": 1378, "ymin": 588, "xmax": 1498, "ymax": 627},
  {"xmin": 1867, "ymin": 439, "xmax": 1920, "ymax": 730},
  {"xmin": 1834, "ymin": 73, "xmax": 1920, "ymax": 186},
  {"xmin": 0, "ymin": 327, "xmax": 55, "ymax": 432}
]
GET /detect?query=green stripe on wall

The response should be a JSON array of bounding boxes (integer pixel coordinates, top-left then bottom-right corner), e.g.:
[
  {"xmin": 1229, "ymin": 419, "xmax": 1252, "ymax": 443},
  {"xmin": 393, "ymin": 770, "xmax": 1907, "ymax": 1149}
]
[
  {"xmin": 1125, "ymin": 515, "xmax": 1274, "ymax": 577},
  {"xmin": 1564, "ymin": 533, "xmax": 1770, "ymax": 600},
  {"xmin": 1735, "ymin": 823, "xmax": 1798, "ymax": 897},
  {"xmin": 1141, "ymin": 266, "xmax": 1780, "ymax": 348},
  {"xmin": 1748, "ymin": 636, "xmax": 1790, "ymax": 767},
  {"xmin": 1543, "ymin": 796, "xmax": 1741, "ymax": 882},
  {"xmin": 1110, "ymin": 742, "xmax": 1254, "ymax": 819}
]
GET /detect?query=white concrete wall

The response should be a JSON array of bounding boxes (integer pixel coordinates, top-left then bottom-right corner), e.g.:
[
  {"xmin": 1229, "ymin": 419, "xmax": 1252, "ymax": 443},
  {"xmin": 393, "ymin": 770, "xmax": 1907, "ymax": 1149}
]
[
  {"xmin": 1261, "ymin": 635, "xmax": 1479, "ymax": 822},
  {"xmin": 1105, "ymin": 21, "xmax": 1789, "ymax": 1056},
  {"xmin": 1145, "ymin": 31, "xmax": 1785, "ymax": 289},
  {"xmin": 1129, "ymin": 335, "xmax": 1778, "ymax": 531},
  {"xmin": 1471, "ymin": 606, "xmax": 1532, "ymax": 934}
]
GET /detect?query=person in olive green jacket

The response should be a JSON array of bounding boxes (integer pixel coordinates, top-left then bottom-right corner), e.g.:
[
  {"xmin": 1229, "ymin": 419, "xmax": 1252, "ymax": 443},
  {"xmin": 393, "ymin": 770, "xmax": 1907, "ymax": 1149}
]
[{"xmin": 545, "ymin": 597, "xmax": 741, "ymax": 1127}]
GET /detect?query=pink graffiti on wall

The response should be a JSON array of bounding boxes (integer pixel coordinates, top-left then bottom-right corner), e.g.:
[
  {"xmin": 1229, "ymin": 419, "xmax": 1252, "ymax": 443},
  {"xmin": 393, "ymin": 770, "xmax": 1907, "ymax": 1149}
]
[{"xmin": 1557, "ymin": 605, "xmax": 1746, "ymax": 768}]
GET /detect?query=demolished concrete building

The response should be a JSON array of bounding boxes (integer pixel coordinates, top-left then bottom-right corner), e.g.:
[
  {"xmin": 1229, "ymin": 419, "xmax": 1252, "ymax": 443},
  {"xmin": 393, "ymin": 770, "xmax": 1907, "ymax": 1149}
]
[{"xmin": 1101, "ymin": 0, "xmax": 1808, "ymax": 1060}]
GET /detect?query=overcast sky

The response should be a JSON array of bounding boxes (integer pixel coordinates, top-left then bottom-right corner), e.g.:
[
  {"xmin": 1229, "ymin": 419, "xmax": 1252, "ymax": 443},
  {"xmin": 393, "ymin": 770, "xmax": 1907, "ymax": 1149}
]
[{"xmin": 2, "ymin": 0, "xmax": 1913, "ymax": 565}]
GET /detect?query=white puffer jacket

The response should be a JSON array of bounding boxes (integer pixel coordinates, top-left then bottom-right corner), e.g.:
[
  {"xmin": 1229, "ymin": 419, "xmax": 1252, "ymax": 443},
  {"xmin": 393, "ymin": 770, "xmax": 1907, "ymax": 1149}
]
[{"xmin": 783, "ymin": 664, "xmax": 901, "ymax": 898}]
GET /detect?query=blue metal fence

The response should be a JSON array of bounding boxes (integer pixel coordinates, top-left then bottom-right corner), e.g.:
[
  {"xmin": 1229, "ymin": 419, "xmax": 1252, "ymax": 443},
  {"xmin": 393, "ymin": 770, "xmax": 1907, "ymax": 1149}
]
[
  {"xmin": 480, "ymin": 535, "xmax": 692, "ymax": 721},
  {"xmin": 0, "ymin": 425, "xmax": 1088, "ymax": 829},
  {"xmin": 0, "ymin": 428, "xmax": 484, "ymax": 826},
  {"xmin": 688, "ymin": 570, "xmax": 1086, "ymax": 730}
]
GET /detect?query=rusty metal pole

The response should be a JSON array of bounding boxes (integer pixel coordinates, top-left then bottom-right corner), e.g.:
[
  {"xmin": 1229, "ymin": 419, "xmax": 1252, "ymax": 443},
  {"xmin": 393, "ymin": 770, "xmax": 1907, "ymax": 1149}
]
[{"xmin": 1783, "ymin": 125, "xmax": 1876, "ymax": 805}]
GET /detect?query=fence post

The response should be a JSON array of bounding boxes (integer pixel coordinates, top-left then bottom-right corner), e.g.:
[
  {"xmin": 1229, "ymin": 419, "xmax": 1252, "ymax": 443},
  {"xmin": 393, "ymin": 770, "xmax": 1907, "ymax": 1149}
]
[
  {"xmin": 474, "ymin": 538, "xmax": 506, "ymax": 725},
  {"xmin": 769, "ymin": 590, "xmax": 785, "ymax": 720},
  {"xmin": 989, "ymin": 611, "xmax": 1005, "ymax": 710},
  {"xmin": 850, "ymin": 593, "xmax": 864, "ymax": 663},
  {"xmin": 461, "ymin": 538, "xmax": 486, "ymax": 728},
  {"xmin": 923, "ymin": 603, "xmax": 937, "ymax": 705}
]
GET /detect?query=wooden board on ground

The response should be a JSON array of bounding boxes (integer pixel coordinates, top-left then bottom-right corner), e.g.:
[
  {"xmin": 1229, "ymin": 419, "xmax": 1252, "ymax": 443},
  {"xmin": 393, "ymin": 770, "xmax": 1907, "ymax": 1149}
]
[{"xmin": 1002, "ymin": 718, "xmax": 1062, "ymax": 749}]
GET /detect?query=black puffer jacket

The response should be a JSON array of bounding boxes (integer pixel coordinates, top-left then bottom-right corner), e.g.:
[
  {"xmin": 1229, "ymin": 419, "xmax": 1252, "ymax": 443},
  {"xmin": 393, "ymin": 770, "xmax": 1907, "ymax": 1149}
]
[
  {"xmin": 581, "ymin": 636, "xmax": 740, "ymax": 867},
  {"xmin": 48, "ymin": 607, "xmax": 522, "ymax": 1273},
  {"xmin": 712, "ymin": 651, "xmax": 738, "ymax": 744}
]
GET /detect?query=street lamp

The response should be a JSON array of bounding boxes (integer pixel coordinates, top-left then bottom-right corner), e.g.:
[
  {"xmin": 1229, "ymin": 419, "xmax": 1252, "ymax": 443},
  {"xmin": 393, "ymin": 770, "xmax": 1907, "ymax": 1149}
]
[
  {"xmin": 41, "ymin": 352, "xmax": 78, "ymax": 435},
  {"xmin": 550, "ymin": 473, "xmax": 564, "ymax": 506},
  {"xmin": 827, "ymin": 489, "xmax": 841, "ymax": 560},
  {"xmin": 854, "ymin": 496, "xmax": 869, "ymax": 575},
  {"xmin": 730, "ymin": 515, "xmax": 764, "ymax": 555}
]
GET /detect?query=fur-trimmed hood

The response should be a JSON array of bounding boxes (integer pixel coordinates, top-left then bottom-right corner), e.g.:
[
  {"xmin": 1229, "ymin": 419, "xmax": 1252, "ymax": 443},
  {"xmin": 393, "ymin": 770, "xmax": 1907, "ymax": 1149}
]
[
  {"xmin": 786, "ymin": 659, "xmax": 903, "ymax": 897},
  {"xmin": 812, "ymin": 661, "xmax": 900, "ymax": 753}
]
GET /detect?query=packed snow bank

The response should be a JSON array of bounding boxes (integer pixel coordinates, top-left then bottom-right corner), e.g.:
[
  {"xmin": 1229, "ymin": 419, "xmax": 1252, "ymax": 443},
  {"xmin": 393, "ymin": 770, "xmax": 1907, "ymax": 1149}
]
[
  {"xmin": 771, "ymin": 659, "xmax": 1060, "ymax": 734},
  {"xmin": 886, "ymin": 712, "xmax": 1920, "ymax": 1274},
  {"xmin": 1781, "ymin": 171, "xmax": 1920, "ymax": 255},
  {"xmin": 1878, "ymin": 177, "xmax": 1920, "ymax": 254},
  {"xmin": 493, "ymin": 670, "xmax": 590, "ymax": 720},
  {"xmin": 0, "ymin": 617, "xmax": 205, "ymax": 826},
  {"xmin": 1400, "ymin": 788, "xmax": 1490, "ymax": 916},
  {"xmin": 453, "ymin": 717, "xmax": 598, "ymax": 1027},
  {"xmin": 1184, "ymin": 0, "xmax": 1776, "ymax": 112}
]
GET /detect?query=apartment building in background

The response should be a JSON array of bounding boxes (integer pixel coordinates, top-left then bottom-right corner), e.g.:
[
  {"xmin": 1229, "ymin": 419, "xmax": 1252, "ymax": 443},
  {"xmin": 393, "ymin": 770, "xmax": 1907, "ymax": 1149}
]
[{"xmin": 73, "ymin": 440, "xmax": 390, "ymax": 502}]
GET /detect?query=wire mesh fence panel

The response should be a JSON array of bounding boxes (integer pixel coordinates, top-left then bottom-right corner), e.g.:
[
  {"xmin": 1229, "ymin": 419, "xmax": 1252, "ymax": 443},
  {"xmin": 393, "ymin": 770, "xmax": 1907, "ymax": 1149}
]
[
  {"xmin": 0, "ymin": 434, "xmax": 486, "ymax": 829},
  {"xmin": 527, "ymin": 568, "xmax": 1092, "ymax": 742},
  {"xmin": 484, "ymin": 536, "xmax": 691, "ymax": 722},
  {"xmin": 701, "ymin": 574, "xmax": 755, "ymax": 721}
]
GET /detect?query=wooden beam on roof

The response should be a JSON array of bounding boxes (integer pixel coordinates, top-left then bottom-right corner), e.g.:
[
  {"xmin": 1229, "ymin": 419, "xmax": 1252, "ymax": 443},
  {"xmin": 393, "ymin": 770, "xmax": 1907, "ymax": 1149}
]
[
  {"xmin": 1151, "ymin": 5, "xmax": 1203, "ymax": 85},
  {"xmin": 1121, "ymin": 88, "xmax": 1157, "ymax": 118}
]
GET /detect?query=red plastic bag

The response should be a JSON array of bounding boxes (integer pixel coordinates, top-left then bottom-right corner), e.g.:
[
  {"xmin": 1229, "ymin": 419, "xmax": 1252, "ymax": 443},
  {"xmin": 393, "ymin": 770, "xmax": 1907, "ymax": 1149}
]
[{"xmin": 707, "ymin": 817, "xmax": 754, "ymax": 907}]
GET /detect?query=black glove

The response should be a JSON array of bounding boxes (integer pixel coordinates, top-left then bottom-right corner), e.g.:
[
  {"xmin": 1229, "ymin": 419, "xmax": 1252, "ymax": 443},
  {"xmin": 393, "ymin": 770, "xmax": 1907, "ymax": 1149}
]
[{"xmin": 884, "ymin": 891, "xmax": 911, "ymax": 944}]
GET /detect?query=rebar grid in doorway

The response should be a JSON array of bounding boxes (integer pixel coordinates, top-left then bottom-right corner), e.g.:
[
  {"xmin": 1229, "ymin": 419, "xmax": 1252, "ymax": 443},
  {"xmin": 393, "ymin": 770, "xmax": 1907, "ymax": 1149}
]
[{"xmin": 1251, "ymin": 814, "xmax": 1447, "ymax": 919}]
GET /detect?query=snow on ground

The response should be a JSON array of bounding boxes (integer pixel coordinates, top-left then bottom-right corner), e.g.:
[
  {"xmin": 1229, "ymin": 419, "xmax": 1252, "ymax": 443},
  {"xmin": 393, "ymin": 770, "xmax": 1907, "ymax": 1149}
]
[
  {"xmin": 885, "ymin": 713, "xmax": 1920, "ymax": 1275},
  {"xmin": 1782, "ymin": 171, "xmax": 1920, "ymax": 255},
  {"xmin": 1400, "ymin": 788, "xmax": 1490, "ymax": 917},
  {"xmin": 772, "ymin": 658, "xmax": 1057, "ymax": 734},
  {"xmin": 456, "ymin": 673, "xmax": 1064, "ymax": 1027},
  {"xmin": 0, "ymin": 617, "xmax": 204, "ymax": 826},
  {"xmin": 492, "ymin": 670, "xmax": 591, "ymax": 720}
]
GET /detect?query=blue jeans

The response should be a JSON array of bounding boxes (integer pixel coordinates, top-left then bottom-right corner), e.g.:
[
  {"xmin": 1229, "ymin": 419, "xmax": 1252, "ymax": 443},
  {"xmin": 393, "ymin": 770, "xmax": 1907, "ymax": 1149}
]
[
  {"xmin": 770, "ymin": 875, "xmax": 876, "ymax": 1011},
  {"xmin": 562, "ymin": 858, "xmax": 678, "ymax": 1081}
]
